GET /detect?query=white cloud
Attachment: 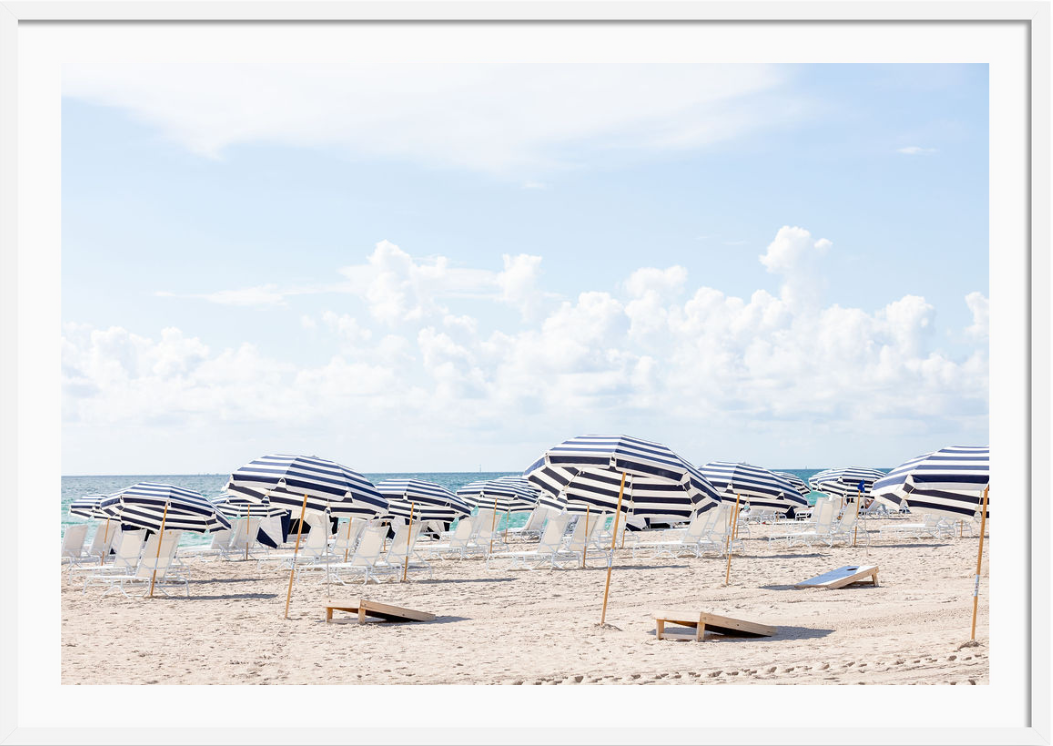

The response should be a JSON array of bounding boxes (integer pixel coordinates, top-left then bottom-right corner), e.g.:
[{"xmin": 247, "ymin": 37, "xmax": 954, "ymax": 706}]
[
  {"xmin": 897, "ymin": 146, "xmax": 938, "ymax": 155},
  {"xmin": 63, "ymin": 63, "xmax": 798, "ymax": 174},
  {"xmin": 965, "ymin": 291, "xmax": 989, "ymax": 340},
  {"xmin": 65, "ymin": 226, "xmax": 988, "ymax": 468},
  {"xmin": 759, "ymin": 226, "xmax": 832, "ymax": 308}
]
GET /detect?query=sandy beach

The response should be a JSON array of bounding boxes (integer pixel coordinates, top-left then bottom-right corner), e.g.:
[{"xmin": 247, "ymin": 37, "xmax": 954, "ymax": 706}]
[{"xmin": 61, "ymin": 518, "xmax": 989, "ymax": 685}]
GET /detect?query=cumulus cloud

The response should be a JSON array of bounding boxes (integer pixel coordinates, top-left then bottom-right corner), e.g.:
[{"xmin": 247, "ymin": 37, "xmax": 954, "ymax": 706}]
[
  {"xmin": 63, "ymin": 64, "xmax": 798, "ymax": 174},
  {"xmin": 156, "ymin": 284, "xmax": 286, "ymax": 306},
  {"xmin": 759, "ymin": 226, "xmax": 832, "ymax": 308},
  {"xmin": 965, "ymin": 291, "xmax": 989, "ymax": 340},
  {"xmin": 64, "ymin": 226, "xmax": 989, "ymax": 463}
]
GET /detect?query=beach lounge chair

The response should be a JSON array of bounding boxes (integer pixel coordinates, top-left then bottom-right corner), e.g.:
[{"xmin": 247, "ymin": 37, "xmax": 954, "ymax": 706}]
[
  {"xmin": 301, "ymin": 525, "xmax": 400, "ymax": 585},
  {"xmin": 381, "ymin": 522, "xmax": 433, "ymax": 580},
  {"xmin": 84, "ymin": 522, "xmax": 119, "ymax": 563},
  {"xmin": 779, "ymin": 499, "xmax": 839, "ymax": 548},
  {"xmin": 503, "ymin": 506, "xmax": 554, "ymax": 542},
  {"xmin": 486, "ymin": 513, "xmax": 572, "ymax": 570},
  {"xmin": 878, "ymin": 513, "xmax": 953, "ymax": 541},
  {"xmin": 332, "ymin": 518, "xmax": 367, "ymax": 560},
  {"xmin": 420, "ymin": 515, "xmax": 477, "ymax": 560},
  {"xmin": 60, "ymin": 524, "xmax": 90, "ymax": 565},
  {"xmin": 632, "ymin": 508, "xmax": 722, "ymax": 559},
  {"xmin": 180, "ymin": 528, "xmax": 233, "ymax": 561},
  {"xmin": 466, "ymin": 509, "xmax": 498, "ymax": 556},
  {"xmin": 829, "ymin": 509, "xmax": 871, "ymax": 546},
  {"xmin": 94, "ymin": 531, "xmax": 189, "ymax": 598},
  {"xmin": 258, "ymin": 514, "xmax": 331, "ymax": 568}
]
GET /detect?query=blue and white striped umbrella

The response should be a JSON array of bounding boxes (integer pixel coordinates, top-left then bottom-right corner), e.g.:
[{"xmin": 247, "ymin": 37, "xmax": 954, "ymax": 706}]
[
  {"xmin": 699, "ymin": 461, "xmax": 808, "ymax": 513},
  {"xmin": 492, "ymin": 475, "xmax": 542, "ymax": 508},
  {"xmin": 525, "ymin": 435, "xmax": 722, "ymax": 519},
  {"xmin": 872, "ymin": 446, "xmax": 990, "ymax": 518},
  {"xmin": 211, "ymin": 494, "xmax": 289, "ymax": 518},
  {"xmin": 226, "ymin": 454, "xmax": 388, "ymax": 519},
  {"xmin": 808, "ymin": 467, "xmax": 887, "ymax": 501},
  {"xmin": 457, "ymin": 478, "xmax": 537, "ymax": 513},
  {"xmin": 100, "ymin": 482, "xmax": 231, "ymax": 534},
  {"xmin": 69, "ymin": 493, "xmax": 112, "ymax": 520},
  {"xmin": 774, "ymin": 472, "xmax": 811, "ymax": 497},
  {"xmin": 379, "ymin": 479, "xmax": 471, "ymax": 522}
]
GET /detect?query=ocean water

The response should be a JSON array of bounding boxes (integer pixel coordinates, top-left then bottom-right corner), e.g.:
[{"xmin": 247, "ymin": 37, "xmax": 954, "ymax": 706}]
[{"xmin": 60, "ymin": 469, "xmax": 838, "ymax": 546}]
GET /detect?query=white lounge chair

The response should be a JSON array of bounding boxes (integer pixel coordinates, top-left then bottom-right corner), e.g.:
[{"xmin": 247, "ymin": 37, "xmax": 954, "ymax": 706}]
[
  {"xmin": 879, "ymin": 513, "xmax": 953, "ymax": 541},
  {"xmin": 85, "ymin": 522, "xmax": 120, "ymax": 563},
  {"xmin": 420, "ymin": 516, "xmax": 477, "ymax": 560},
  {"xmin": 778, "ymin": 499, "xmax": 839, "ymax": 547},
  {"xmin": 380, "ymin": 523, "xmax": 432, "ymax": 580},
  {"xmin": 332, "ymin": 518, "xmax": 367, "ymax": 560},
  {"xmin": 258, "ymin": 514, "xmax": 331, "ymax": 568},
  {"xmin": 60, "ymin": 524, "xmax": 90, "ymax": 565},
  {"xmin": 94, "ymin": 531, "xmax": 189, "ymax": 598},
  {"xmin": 71, "ymin": 529, "xmax": 147, "ymax": 587},
  {"xmin": 486, "ymin": 513, "xmax": 573, "ymax": 570},
  {"xmin": 301, "ymin": 525, "xmax": 400, "ymax": 585},
  {"xmin": 502, "ymin": 506, "xmax": 554, "ymax": 542},
  {"xmin": 632, "ymin": 508, "xmax": 722, "ymax": 559},
  {"xmin": 180, "ymin": 528, "xmax": 233, "ymax": 561}
]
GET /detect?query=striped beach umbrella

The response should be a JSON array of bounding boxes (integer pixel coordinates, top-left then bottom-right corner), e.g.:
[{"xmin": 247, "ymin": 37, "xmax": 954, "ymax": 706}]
[
  {"xmin": 524, "ymin": 434, "xmax": 722, "ymax": 624},
  {"xmin": 874, "ymin": 445, "xmax": 990, "ymax": 640},
  {"xmin": 211, "ymin": 494, "xmax": 289, "ymax": 554},
  {"xmin": 100, "ymin": 482, "xmax": 231, "ymax": 597},
  {"xmin": 699, "ymin": 462, "xmax": 808, "ymax": 513},
  {"xmin": 69, "ymin": 493, "xmax": 111, "ymax": 520},
  {"xmin": 808, "ymin": 467, "xmax": 887, "ymax": 502},
  {"xmin": 227, "ymin": 454, "xmax": 387, "ymax": 617},
  {"xmin": 773, "ymin": 472, "xmax": 811, "ymax": 497},
  {"xmin": 456, "ymin": 477, "xmax": 537, "ymax": 554},
  {"xmin": 871, "ymin": 446, "xmax": 990, "ymax": 519},
  {"xmin": 100, "ymin": 483, "xmax": 230, "ymax": 534},
  {"xmin": 379, "ymin": 479, "xmax": 471, "ymax": 522},
  {"xmin": 227, "ymin": 454, "xmax": 387, "ymax": 519},
  {"xmin": 698, "ymin": 461, "xmax": 807, "ymax": 582}
]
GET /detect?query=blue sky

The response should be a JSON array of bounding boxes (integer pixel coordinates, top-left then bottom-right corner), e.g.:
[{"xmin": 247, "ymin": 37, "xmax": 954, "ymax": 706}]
[{"xmin": 61, "ymin": 63, "xmax": 989, "ymax": 475}]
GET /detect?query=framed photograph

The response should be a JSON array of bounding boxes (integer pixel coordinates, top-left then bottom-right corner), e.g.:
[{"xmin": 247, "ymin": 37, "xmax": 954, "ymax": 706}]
[{"xmin": 1, "ymin": 2, "xmax": 1048, "ymax": 745}]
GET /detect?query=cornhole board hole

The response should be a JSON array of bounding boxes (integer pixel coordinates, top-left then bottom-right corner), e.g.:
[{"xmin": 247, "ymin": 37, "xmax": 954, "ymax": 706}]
[
  {"xmin": 795, "ymin": 564, "xmax": 879, "ymax": 590},
  {"xmin": 653, "ymin": 610, "xmax": 776, "ymax": 642},
  {"xmin": 325, "ymin": 599, "xmax": 436, "ymax": 625}
]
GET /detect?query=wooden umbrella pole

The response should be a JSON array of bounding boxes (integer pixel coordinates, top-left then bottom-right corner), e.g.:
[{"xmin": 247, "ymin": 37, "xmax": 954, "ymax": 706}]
[
  {"xmin": 100, "ymin": 517, "xmax": 110, "ymax": 565},
  {"xmin": 582, "ymin": 505, "xmax": 591, "ymax": 569},
  {"xmin": 853, "ymin": 488, "xmax": 862, "ymax": 547},
  {"xmin": 970, "ymin": 485, "xmax": 990, "ymax": 640},
  {"xmin": 244, "ymin": 503, "xmax": 251, "ymax": 561},
  {"xmin": 600, "ymin": 473, "xmax": 627, "ymax": 626},
  {"xmin": 344, "ymin": 517, "xmax": 354, "ymax": 562},
  {"xmin": 284, "ymin": 493, "xmax": 309, "ymax": 620},
  {"xmin": 149, "ymin": 501, "xmax": 169, "ymax": 598},
  {"xmin": 403, "ymin": 502, "xmax": 415, "ymax": 582},
  {"xmin": 489, "ymin": 496, "xmax": 499, "ymax": 554},
  {"xmin": 724, "ymin": 493, "xmax": 741, "ymax": 586}
]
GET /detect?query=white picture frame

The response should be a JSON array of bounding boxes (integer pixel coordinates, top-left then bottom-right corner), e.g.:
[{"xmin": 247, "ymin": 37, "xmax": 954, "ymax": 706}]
[{"xmin": 0, "ymin": 2, "xmax": 1048, "ymax": 745}]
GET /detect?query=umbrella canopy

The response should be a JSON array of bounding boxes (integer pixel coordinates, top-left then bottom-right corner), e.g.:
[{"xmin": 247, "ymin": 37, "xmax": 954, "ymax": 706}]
[
  {"xmin": 69, "ymin": 493, "xmax": 112, "ymax": 520},
  {"xmin": 808, "ymin": 467, "xmax": 887, "ymax": 501},
  {"xmin": 492, "ymin": 475, "xmax": 542, "ymax": 508},
  {"xmin": 872, "ymin": 446, "xmax": 990, "ymax": 518},
  {"xmin": 378, "ymin": 479, "xmax": 471, "ymax": 522},
  {"xmin": 211, "ymin": 494, "xmax": 289, "ymax": 519},
  {"xmin": 699, "ymin": 461, "xmax": 808, "ymax": 513},
  {"xmin": 99, "ymin": 482, "xmax": 231, "ymax": 534},
  {"xmin": 525, "ymin": 435, "xmax": 722, "ymax": 519},
  {"xmin": 456, "ymin": 478, "xmax": 536, "ymax": 513},
  {"xmin": 773, "ymin": 472, "xmax": 811, "ymax": 497},
  {"xmin": 226, "ymin": 454, "xmax": 387, "ymax": 519}
]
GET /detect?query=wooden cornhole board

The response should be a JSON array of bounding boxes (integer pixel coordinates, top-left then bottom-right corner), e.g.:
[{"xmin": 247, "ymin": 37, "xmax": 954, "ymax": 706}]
[
  {"xmin": 325, "ymin": 599, "xmax": 435, "ymax": 625},
  {"xmin": 653, "ymin": 610, "xmax": 776, "ymax": 642},
  {"xmin": 795, "ymin": 564, "xmax": 879, "ymax": 590}
]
